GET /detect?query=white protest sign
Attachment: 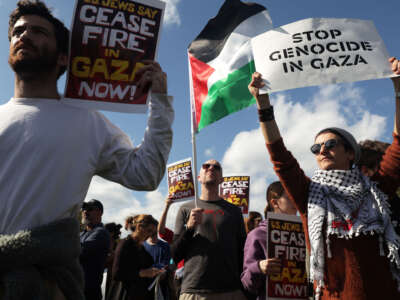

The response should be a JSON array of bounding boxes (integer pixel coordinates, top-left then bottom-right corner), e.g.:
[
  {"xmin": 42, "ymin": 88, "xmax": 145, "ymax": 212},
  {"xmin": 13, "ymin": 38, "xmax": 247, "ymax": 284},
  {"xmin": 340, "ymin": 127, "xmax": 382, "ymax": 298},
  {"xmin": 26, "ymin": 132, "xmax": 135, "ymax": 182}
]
[{"xmin": 251, "ymin": 18, "xmax": 393, "ymax": 93}]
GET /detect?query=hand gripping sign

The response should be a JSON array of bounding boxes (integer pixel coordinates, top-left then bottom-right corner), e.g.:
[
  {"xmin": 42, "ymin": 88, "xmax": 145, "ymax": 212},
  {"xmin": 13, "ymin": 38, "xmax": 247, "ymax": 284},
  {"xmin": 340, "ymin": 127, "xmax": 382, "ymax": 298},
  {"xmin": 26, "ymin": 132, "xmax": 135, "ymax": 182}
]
[
  {"xmin": 219, "ymin": 176, "xmax": 250, "ymax": 214},
  {"xmin": 251, "ymin": 18, "xmax": 393, "ymax": 93},
  {"xmin": 266, "ymin": 213, "xmax": 308, "ymax": 300},
  {"xmin": 64, "ymin": 0, "xmax": 165, "ymax": 113},
  {"xmin": 167, "ymin": 158, "xmax": 195, "ymax": 202}
]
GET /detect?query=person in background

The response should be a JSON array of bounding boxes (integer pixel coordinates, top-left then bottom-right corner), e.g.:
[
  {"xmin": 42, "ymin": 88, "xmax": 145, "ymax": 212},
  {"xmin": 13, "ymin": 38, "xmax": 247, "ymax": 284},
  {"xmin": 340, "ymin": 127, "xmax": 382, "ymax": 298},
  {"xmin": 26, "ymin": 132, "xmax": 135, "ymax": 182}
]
[
  {"xmin": 144, "ymin": 218, "xmax": 172, "ymax": 299},
  {"xmin": 357, "ymin": 140, "xmax": 390, "ymax": 176},
  {"xmin": 158, "ymin": 196, "xmax": 176, "ymax": 243},
  {"xmin": 80, "ymin": 199, "xmax": 111, "ymax": 300},
  {"xmin": 158, "ymin": 196, "xmax": 181, "ymax": 300},
  {"xmin": 104, "ymin": 222, "xmax": 123, "ymax": 297},
  {"xmin": 110, "ymin": 214, "xmax": 164, "ymax": 300},
  {"xmin": 241, "ymin": 181, "xmax": 297, "ymax": 300},
  {"xmin": 244, "ymin": 211, "xmax": 263, "ymax": 234},
  {"xmin": 144, "ymin": 220, "xmax": 171, "ymax": 269},
  {"xmin": 357, "ymin": 140, "xmax": 400, "ymax": 237}
]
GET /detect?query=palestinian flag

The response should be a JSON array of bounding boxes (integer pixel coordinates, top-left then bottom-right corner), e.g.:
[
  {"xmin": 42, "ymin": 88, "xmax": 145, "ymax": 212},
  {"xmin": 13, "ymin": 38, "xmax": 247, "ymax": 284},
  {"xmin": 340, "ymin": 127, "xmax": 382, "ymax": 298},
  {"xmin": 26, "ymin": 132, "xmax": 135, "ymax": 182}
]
[{"xmin": 189, "ymin": 0, "xmax": 272, "ymax": 133}]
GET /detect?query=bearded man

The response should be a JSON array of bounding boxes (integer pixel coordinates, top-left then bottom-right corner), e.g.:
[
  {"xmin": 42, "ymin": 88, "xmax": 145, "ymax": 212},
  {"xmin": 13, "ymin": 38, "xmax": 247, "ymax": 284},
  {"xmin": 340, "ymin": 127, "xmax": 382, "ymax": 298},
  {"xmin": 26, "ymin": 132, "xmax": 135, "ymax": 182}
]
[{"xmin": 0, "ymin": 1, "xmax": 174, "ymax": 299}]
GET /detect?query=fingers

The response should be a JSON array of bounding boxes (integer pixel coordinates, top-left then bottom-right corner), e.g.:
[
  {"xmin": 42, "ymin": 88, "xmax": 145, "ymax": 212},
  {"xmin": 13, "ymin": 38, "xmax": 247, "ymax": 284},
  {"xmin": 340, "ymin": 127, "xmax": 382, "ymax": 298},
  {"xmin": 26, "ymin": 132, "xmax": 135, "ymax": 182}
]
[
  {"xmin": 249, "ymin": 72, "xmax": 265, "ymax": 88},
  {"xmin": 389, "ymin": 57, "xmax": 400, "ymax": 75},
  {"xmin": 267, "ymin": 258, "xmax": 282, "ymax": 266},
  {"xmin": 149, "ymin": 267, "xmax": 164, "ymax": 277},
  {"xmin": 248, "ymin": 72, "xmax": 265, "ymax": 99},
  {"xmin": 166, "ymin": 195, "xmax": 174, "ymax": 206},
  {"xmin": 389, "ymin": 57, "xmax": 400, "ymax": 89},
  {"xmin": 141, "ymin": 267, "xmax": 161, "ymax": 278},
  {"xmin": 135, "ymin": 60, "xmax": 167, "ymax": 94},
  {"xmin": 136, "ymin": 60, "xmax": 162, "ymax": 76},
  {"xmin": 187, "ymin": 208, "xmax": 204, "ymax": 229},
  {"xmin": 259, "ymin": 258, "xmax": 283, "ymax": 275},
  {"xmin": 191, "ymin": 208, "xmax": 204, "ymax": 222},
  {"xmin": 265, "ymin": 258, "xmax": 282, "ymax": 275}
]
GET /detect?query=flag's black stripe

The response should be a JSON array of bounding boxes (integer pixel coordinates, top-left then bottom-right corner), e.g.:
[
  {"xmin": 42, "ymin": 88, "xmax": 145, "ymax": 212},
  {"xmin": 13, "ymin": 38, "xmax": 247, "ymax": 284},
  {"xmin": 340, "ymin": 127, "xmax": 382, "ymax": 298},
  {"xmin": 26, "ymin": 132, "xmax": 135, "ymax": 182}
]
[{"xmin": 188, "ymin": 0, "xmax": 266, "ymax": 63}]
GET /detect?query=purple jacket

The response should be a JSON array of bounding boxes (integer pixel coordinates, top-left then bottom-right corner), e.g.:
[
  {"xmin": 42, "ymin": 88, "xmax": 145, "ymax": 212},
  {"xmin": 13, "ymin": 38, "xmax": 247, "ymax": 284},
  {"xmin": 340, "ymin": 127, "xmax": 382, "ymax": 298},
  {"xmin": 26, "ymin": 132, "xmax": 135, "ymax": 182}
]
[{"xmin": 241, "ymin": 220, "xmax": 267, "ymax": 300}]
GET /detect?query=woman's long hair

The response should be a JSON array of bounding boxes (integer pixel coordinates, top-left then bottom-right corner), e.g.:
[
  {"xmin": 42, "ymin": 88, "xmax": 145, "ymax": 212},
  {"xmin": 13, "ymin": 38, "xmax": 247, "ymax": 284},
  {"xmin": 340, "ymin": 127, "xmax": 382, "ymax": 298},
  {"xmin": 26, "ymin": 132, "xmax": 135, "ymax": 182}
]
[{"xmin": 264, "ymin": 181, "xmax": 284, "ymax": 217}]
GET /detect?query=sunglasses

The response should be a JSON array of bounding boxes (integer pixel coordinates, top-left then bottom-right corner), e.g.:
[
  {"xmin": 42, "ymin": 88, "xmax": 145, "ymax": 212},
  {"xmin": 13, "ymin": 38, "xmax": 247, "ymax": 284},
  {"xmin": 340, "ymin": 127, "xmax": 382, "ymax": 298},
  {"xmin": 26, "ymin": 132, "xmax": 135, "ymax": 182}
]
[
  {"xmin": 310, "ymin": 139, "xmax": 339, "ymax": 155},
  {"xmin": 202, "ymin": 163, "xmax": 221, "ymax": 171}
]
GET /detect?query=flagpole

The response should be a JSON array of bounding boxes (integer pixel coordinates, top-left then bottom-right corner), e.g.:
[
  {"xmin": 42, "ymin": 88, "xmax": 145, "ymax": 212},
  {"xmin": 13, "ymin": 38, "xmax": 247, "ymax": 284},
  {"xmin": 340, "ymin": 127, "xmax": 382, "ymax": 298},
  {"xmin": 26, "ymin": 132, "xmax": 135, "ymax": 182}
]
[
  {"xmin": 191, "ymin": 127, "xmax": 199, "ymax": 209},
  {"xmin": 188, "ymin": 53, "xmax": 199, "ymax": 208}
]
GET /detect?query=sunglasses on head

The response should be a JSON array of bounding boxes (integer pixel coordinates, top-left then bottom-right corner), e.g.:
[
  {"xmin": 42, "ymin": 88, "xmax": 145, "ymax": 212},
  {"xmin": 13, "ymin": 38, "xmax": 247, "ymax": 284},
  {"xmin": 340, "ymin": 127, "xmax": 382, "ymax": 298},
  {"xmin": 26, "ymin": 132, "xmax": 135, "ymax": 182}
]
[
  {"xmin": 202, "ymin": 163, "xmax": 221, "ymax": 171},
  {"xmin": 310, "ymin": 139, "xmax": 339, "ymax": 155}
]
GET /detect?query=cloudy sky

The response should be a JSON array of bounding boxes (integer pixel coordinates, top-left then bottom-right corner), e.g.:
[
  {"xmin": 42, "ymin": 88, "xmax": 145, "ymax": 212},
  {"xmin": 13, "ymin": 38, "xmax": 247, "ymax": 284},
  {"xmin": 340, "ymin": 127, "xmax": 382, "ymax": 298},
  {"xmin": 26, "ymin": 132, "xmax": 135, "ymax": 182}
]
[{"xmin": 0, "ymin": 0, "xmax": 399, "ymax": 231}]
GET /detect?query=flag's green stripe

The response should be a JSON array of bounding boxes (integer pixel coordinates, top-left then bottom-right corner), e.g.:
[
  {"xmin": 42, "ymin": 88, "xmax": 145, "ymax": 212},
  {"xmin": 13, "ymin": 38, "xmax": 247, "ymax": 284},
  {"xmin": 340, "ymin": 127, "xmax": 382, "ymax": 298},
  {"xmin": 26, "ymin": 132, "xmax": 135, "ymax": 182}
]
[{"xmin": 198, "ymin": 60, "xmax": 256, "ymax": 131}]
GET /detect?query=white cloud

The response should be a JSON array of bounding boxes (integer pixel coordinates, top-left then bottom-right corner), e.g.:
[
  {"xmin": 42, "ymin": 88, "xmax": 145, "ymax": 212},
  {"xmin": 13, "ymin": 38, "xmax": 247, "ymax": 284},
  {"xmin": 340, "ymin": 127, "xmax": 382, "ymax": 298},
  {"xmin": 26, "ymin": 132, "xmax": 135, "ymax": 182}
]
[
  {"xmin": 204, "ymin": 147, "xmax": 215, "ymax": 157},
  {"xmin": 85, "ymin": 176, "xmax": 180, "ymax": 234},
  {"xmin": 85, "ymin": 84, "xmax": 388, "ymax": 232},
  {"xmin": 163, "ymin": 0, "xmax": 181, "ymax": 26},
  {"xmin": 222, "ymin": 83, "xmax": 387, "ymax": 216}
]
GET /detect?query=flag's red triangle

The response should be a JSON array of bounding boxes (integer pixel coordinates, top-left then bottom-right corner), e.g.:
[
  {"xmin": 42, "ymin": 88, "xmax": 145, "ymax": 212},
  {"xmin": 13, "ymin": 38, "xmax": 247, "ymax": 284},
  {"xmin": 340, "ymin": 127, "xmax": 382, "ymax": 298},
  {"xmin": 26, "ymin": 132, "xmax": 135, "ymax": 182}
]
[{"xmin": 189, "ymin": 53, "xmax": 215, "ymax": 127}]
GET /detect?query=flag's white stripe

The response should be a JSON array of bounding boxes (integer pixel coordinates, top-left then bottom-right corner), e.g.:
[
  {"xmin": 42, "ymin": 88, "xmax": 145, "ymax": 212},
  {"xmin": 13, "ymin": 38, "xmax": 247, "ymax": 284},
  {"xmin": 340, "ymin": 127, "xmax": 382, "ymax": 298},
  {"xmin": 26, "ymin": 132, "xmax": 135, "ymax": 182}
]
[{"xmin": 207, "ymin": 10, "xmax": 273, "ymax": 88}]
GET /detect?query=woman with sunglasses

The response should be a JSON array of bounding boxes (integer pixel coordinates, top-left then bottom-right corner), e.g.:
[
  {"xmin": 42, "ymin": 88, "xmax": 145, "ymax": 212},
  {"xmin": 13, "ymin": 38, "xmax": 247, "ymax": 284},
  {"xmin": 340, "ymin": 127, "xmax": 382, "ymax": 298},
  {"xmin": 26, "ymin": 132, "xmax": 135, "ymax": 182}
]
[
  {"xmin": 241, "ymin": 181, "xmax": 297, "ymax": 300},
  {"xmin": 108, "ymin": 214, "xmax": 164, "ymax": 300},
  {"xmin": 248, "ymin": 57, "xmax": 400, "ymax": 300}
]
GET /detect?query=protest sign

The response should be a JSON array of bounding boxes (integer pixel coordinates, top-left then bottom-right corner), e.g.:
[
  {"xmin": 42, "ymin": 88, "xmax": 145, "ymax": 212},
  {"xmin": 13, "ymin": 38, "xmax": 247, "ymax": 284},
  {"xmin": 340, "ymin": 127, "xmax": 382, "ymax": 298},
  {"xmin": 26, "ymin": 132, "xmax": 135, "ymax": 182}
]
[
  {"xmin": 64, "ymin": 0, "xmax": 165, "ymax": 112},
  {"xmin": 167, "ymin": 158, "xmax": 195, "ymax": 202},
  {"xmin": 266, "ymin": 213, "xmax": 308, "ymax": 300},
  {"xmin": 251, "ymin": 18, "xmax": 393, "ymax": 93},
  {"xmin": 219, "ymin": 176, "xmax": 250, "ymax": 214}
]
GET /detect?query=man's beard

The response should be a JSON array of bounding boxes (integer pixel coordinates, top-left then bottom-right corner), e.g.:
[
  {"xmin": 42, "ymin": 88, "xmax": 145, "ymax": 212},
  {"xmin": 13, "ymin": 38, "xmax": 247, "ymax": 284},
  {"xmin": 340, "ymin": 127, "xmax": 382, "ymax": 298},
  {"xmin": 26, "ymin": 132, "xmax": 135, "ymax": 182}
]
[{"xmin": 8, "ymin": 46, "xmax": 59, "ymax": 79}]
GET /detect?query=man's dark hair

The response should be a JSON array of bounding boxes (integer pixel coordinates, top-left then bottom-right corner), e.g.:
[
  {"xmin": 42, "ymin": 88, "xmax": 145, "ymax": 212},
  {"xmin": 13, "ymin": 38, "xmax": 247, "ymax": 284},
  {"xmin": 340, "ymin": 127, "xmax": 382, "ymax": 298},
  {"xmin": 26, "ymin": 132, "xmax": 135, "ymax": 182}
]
[
  {"xmin": 8, "ymin": 0, "xmax": 69, "ymax": 77},
  {"xmin": 357, "ymin": 140, "xmax": 390, "ymax": 170},
  {"xmin": 105, "ymin": 222, "xmax": 122, "ymax": 240}
]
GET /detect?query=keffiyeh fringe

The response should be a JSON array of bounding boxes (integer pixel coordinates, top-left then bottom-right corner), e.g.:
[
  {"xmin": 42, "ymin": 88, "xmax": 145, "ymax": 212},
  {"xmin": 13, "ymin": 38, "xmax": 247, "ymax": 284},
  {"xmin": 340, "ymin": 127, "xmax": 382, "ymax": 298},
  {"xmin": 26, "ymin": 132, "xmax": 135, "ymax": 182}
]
[{"xmin": 307, "ymin": 168, "xmax": 400, "ymax": 298}]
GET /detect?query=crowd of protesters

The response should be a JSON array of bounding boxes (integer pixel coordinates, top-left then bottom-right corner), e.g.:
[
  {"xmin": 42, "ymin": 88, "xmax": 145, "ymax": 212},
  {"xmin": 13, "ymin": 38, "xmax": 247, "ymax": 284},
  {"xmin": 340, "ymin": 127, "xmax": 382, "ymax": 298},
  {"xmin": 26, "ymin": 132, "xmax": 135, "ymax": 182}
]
[
  {"xmin": 79, "ymin": 178, "xmax": 298, "ymax": 300},
  {"xmin": 80, "ymin": 131, "xmax": 400, "ymax": 300},
  {"xmin": 1, "ymin": 1, "xmax": 400, "ymax": 300}
]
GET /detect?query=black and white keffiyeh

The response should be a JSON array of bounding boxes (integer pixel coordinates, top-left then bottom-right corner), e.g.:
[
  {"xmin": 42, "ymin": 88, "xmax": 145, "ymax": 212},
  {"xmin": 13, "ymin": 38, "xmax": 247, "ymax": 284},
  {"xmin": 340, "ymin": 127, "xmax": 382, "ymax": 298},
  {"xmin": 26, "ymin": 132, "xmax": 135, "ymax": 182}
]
[{"xmin": 307, "ymin": 168, "xmax": 400, "ymax": 298}]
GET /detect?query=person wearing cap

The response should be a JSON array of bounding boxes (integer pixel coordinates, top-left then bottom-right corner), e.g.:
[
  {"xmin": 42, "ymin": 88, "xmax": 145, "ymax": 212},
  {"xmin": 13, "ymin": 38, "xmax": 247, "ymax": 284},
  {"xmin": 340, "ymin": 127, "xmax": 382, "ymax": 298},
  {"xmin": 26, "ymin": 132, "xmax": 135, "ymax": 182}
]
[
  {"xmin": 248, "ymin": 57, "xmax": 400, "ymax": 300},
  {"xmin": 80, "ymin": 199, "xmax": 111, "ymax": 300}
]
